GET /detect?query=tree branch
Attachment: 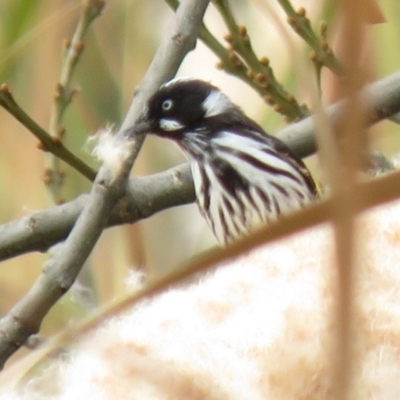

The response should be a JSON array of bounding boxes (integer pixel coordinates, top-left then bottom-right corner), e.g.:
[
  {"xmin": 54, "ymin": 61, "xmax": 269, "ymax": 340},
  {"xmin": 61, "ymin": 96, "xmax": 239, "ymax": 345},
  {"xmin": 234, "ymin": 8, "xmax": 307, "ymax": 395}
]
[
  {"xmin": 0, "ymin": 84, "xmax": 96, "ymax": 181},
  {"xmin": 0, "ymin": 0, "xmax": 210, "ymax": 370},
  {"xmin": 0, "ymin": 164, "xmax": 194, "ymax": 261},
  {"xmin": 276, "ymin": 69, "xmax": 400, "ymax": 158},
  {"xmin": 276, "ymin": 0, "xmax": 342, "ymax": 74},
  {"xmin": 46, "ymin": 0, "xmax": 105, "ymax": 199}
]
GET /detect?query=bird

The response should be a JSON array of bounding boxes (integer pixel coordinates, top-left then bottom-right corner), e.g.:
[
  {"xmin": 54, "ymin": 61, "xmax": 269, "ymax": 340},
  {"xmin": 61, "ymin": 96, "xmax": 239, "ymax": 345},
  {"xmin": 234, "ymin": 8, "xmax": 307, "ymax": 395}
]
[{"xmin": 133, "ymin": 78, "xmax": 318, "ymax": 244}]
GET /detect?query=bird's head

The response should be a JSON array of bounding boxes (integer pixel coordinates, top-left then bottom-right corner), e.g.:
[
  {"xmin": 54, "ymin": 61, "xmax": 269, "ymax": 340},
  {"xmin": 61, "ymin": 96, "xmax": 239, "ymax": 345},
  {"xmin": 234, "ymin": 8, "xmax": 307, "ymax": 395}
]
[
  {"xmin": 133, "ymin": 78, "xmax": 234, "ymax": 140},
  {"xmin": 129, "ymin": 78, "xmax": 317, "ymax": 244}
]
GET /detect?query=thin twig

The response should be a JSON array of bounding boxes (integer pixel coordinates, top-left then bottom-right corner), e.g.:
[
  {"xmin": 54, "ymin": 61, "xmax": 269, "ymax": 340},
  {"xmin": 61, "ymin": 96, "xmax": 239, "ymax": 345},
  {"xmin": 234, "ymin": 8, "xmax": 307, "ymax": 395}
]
[
  {"xmin": 277, "ymin": 0, "xmax": 342, "ymax": 75},
  {"xmin": 46, "ymin": 0, "xmax": 105, "ymax": 200},
  {"xmin": 0, "ymin": 0, "xmax": 211, "ymax": 370},
  {"xmin": 213, "ymin": 0, "xmax": 308, "ymax": 120},
  {"xmin": 0, "ymin": 84, "xmax": 96, "ymax": 181}
]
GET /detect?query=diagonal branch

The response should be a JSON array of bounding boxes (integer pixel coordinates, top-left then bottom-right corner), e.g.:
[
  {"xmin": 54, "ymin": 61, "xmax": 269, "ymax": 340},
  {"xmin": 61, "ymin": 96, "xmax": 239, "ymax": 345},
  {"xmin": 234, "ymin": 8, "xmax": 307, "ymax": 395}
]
[
  {"xmin": 0, "ymin": 164, "xmax": 194, "ymax": 261},
  {"xmin": 276, "ymin": 0, "xmax": 342, "ymax": 74},
  {"xmin": 0, "ymin": 84, "xmax": 96, "ymax": 181},
  {"xmin": 276, "ymin": 69, "xmax": 400, "ymax": 158},
  {"xmin": 0, "ymin": 0, "xmax": 211, "ymax": 370}
]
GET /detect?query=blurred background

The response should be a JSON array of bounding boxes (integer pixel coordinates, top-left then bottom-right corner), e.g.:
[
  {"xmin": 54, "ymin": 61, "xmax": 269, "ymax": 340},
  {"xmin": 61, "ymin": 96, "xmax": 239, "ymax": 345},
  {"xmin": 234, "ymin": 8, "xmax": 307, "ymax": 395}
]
[{"xmin": 0, "ymin": 0, "xmax": 399, "ymax": 361}]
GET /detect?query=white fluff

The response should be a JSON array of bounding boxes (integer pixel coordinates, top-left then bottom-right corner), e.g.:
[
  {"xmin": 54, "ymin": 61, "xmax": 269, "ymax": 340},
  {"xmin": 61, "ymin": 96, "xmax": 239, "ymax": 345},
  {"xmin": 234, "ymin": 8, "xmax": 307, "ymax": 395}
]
[{"xmin": 88, "ymin": 128, "xmax": 134, "ymax": 178}]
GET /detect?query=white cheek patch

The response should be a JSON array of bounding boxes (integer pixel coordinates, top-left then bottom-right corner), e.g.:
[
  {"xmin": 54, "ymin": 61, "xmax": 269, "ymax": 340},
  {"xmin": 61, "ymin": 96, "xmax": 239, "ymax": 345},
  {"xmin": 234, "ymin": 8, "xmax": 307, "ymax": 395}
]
[
  {"xmin": 159, "ymin": 118, "xmax": 185, "ymax": 131},
  {"xmin": 202, "ymin": 90, "xmax": 231, "ymax": 117}
]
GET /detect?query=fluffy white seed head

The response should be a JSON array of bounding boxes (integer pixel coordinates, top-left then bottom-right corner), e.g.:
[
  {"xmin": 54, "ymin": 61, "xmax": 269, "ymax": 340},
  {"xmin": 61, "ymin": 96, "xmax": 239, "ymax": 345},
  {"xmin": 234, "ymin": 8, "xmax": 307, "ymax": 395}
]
[{"xmin": 88, "ymin": 127, "xmax": 134, "ymax": 179}]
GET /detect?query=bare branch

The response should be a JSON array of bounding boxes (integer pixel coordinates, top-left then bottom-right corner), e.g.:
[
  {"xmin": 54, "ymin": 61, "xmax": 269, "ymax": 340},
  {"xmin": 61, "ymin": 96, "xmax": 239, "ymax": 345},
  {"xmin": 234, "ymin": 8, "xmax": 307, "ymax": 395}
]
[
  {"xmin": 0, "ymin": 164, "xmax": 194, "ymax": 261},
  {"xmin": 0, "ymin": 0, "xmax": 210, "ymax": 369},
  {"xmin": 277, "ymin": 0, "xmax": 342, "ymax": 74},
  {"xmin": 213, "ymin": 0, "xmax": 308, "ymax": 120},
  {"xmin": 46, "ymin": 0, "xmax": 105, "ymax": 199},
  {"xmin": 277, "ymin": 69, "xmax": 400, "ymax": 158},
  {"xmin": 0, "ymin": 84, "xmax": 96, "ymax": 181}
]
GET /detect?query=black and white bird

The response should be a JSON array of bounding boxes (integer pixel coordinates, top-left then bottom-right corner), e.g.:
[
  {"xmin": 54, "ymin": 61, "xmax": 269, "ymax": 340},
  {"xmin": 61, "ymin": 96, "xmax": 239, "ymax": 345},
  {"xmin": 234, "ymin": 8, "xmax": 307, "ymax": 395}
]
[{"xmin": 133, "ymin": 78, "xmax": 317, "ymax": 243}]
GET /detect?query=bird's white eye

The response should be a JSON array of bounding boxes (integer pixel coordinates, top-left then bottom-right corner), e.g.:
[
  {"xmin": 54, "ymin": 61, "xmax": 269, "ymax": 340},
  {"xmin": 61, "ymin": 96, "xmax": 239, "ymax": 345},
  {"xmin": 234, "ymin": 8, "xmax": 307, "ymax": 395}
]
[{"xmin": 162, "ymin": 99, "xmax": 173, "ymax": 111}]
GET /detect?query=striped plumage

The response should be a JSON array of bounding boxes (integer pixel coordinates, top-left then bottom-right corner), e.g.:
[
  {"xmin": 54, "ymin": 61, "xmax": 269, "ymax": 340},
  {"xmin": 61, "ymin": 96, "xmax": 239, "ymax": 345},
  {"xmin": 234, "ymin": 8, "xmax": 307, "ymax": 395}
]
[{"xmin": 134, "ymin": 78, "xmax": 317, "ymax": 243}]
